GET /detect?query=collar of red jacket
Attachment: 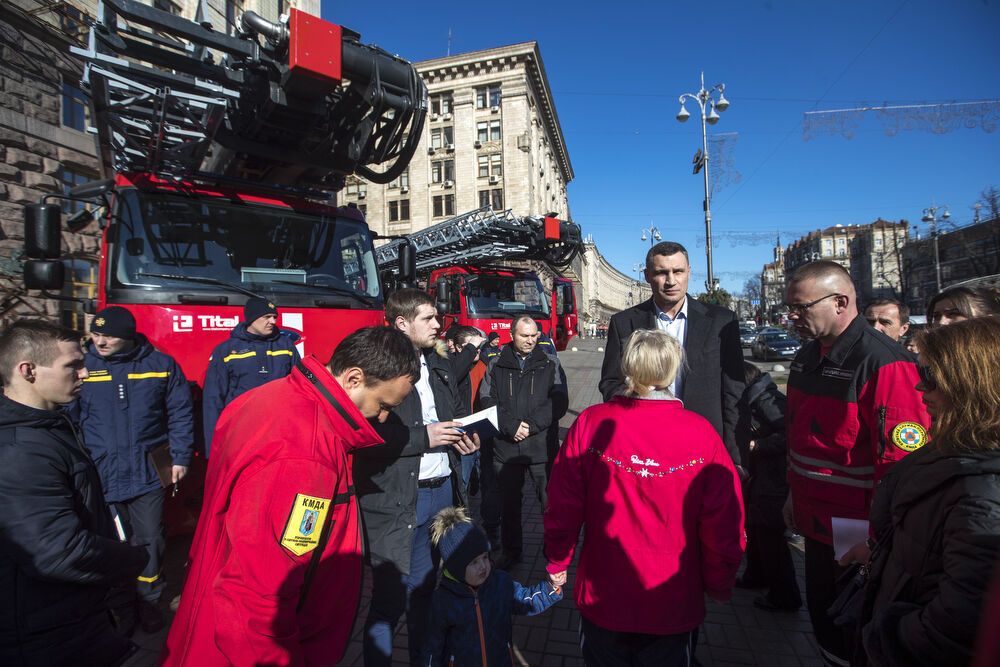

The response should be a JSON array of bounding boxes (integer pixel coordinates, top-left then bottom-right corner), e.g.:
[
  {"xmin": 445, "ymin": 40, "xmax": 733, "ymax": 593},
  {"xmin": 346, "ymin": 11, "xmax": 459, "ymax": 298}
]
[{"xmin": 292, "ymin": 355, "xmax": 384, "ymax": 452}]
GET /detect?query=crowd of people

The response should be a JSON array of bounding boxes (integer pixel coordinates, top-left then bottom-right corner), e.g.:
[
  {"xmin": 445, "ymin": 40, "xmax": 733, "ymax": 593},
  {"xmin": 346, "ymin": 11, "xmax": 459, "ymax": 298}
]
[{"xmin": 0, "ymin": 240, "xmax": 998, "ymax": 667}]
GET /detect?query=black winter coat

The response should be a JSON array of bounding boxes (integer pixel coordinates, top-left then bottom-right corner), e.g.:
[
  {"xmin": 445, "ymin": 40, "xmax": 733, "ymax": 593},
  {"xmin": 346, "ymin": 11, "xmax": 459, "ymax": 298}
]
[
  {"xmin": 0, "ymin": 395, "xmax": 148, "ymax": 666},
  {"xmin": 736, "ymin": 373, "xmax": 790, "ymax": 530},
  {"xmin": 354, "ymin": 348, "xmax": 468, "ymax": 574},
  {"xmin": 479, "ymin": 345, "xmax": 567, "ymax": 464},
  {"xmin": 860, "ymin": 445, "xmax": 1000, "ymax": 667}
]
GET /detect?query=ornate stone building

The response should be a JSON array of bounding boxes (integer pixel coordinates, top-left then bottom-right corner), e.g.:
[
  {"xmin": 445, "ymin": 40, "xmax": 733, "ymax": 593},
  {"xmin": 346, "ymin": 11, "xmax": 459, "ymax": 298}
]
[{"xmin": 580, "ymin": 237, "xmax": 651, "ymax": 325}]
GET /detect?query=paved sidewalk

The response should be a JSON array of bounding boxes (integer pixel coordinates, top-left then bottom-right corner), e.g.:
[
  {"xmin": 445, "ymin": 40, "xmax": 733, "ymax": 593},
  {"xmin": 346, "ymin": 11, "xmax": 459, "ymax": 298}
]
[{"xmin": 338, "ymin": 337, "xmax": 824, "ymax": 666}]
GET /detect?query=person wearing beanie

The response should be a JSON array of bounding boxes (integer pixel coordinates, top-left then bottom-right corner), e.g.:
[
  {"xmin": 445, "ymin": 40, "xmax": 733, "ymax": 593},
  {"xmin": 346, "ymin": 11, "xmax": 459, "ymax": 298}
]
[
  {"xmin": 420, "ymin": 506, "xmax": 562, "ymax": 666},
  {"xmin": 75, "ymin": 306, "xmax": 194, "ymax": 635},
  {"xmin": 202, "ymin": 296, "xmax": 300, "ymax": 455}
]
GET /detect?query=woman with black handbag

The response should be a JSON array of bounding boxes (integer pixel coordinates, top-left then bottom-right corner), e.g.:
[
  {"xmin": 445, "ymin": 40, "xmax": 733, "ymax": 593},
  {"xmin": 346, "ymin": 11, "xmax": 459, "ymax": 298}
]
[{"xmin": 854, "ymin": 317, "xmax": 1000, "ymax": 666}]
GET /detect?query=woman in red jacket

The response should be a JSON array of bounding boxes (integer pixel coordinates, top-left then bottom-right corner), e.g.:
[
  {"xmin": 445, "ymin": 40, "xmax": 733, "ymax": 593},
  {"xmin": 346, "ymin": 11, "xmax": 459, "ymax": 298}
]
[{"xmin": 544, "ymin": 329, "xmax": 745, "ymax": 666}]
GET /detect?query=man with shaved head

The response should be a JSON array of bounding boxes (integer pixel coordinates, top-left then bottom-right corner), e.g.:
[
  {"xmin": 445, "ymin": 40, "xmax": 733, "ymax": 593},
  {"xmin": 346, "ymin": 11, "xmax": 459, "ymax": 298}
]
[{"xmin": 783, "ymin": 261, "xmax": 929, "ymax": 666}]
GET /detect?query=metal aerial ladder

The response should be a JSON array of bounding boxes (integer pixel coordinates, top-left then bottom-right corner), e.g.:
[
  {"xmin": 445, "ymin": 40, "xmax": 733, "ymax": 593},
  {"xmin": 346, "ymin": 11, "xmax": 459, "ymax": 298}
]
[
  {"xmin": 69, "ymin": 0, "xmax": 427, "ymax": 193},
  {"xmin": 374, "ymin": 207, "xmax": 582, "ymax": 276}
]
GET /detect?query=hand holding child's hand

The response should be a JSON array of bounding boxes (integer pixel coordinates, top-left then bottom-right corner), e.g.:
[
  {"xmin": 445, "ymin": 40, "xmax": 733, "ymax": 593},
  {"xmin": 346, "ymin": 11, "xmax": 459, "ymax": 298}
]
[{"xmin": 549, "ymin": 570, "xmax": 567, "ymax": 589}]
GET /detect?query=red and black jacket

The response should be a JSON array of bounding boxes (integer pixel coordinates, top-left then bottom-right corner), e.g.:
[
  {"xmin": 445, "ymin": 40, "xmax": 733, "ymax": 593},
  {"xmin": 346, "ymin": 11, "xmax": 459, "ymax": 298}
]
[{"xmin": 786, "ymin": 315, "xmax": 931, "ymax": 544}]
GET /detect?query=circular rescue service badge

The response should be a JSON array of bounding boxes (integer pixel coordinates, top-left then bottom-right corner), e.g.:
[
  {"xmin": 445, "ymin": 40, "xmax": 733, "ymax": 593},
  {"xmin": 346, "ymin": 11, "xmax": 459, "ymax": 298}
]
[{"xmin": 892, "ymin": 422, "xmax": 927, "ymax": 452}]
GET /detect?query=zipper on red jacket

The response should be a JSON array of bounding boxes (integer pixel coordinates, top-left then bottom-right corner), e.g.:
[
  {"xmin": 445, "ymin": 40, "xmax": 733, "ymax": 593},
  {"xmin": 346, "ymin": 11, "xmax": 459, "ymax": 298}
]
[{"xmin": 473, "ymin": 588, "xmax": 489, "ymax": 666}]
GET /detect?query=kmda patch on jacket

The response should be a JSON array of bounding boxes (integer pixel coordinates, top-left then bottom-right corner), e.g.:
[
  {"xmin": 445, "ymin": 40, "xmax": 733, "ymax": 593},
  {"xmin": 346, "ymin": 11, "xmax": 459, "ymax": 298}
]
[{"xmin": 281, "ymin": 493, "xmax": 331, "ymax": 555}]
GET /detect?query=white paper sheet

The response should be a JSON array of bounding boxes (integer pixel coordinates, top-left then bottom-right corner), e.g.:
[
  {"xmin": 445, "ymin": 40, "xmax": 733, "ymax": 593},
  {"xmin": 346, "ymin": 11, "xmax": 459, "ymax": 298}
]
[{"xmin": 832, "ymin": 517, "xmax": 870, "ymax": 561}]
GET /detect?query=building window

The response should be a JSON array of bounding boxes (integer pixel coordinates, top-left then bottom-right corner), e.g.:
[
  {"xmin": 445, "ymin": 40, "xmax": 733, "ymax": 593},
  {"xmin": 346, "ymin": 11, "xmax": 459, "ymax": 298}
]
[
  {"xmin": 388, "ymin": 199, "xmax": 410, "ymax": 222},
  {"xmin": 433, "ymin": 194, "xmax": 455, "ymax": 218},
  {"xmin": 477, "ymin": 121, "xmax": 501, "ymax": 143},
  {"xmin": 153, "ymin": 0, "xmax": 181, "ymax": 14},
  {"xmin": 479, "ymin": 189, "xmax": 503, "ymax": 210},
  {"xmin": 874, "ymin": 235, "xmax": 883, "ymax": 249},
  {"xmin": 431, "ymin": 160, "xmax": 454, "ymax": 184},
  {"xmin": 345, "ymin": 180, "xmax": 367, "ymax": 198},
  {"xmin": 225, "ymin": 0, "xmax": 245, "ymax": 35},
  {"xmin": 60, "ymin": 167, "xmax": 90, "ymax": 213},
  {"xmin": 822, "ymin": 239, "xmax": 832, "ymax": 256},
  {"xmin": 477, "ymin": 154, "xmax": 502, "ymax": 178},
  {"xmin": 357, "ymin": 203, "xmax": 367, "ymax": 217},
  {"xmin": 475, "ymin": 84, "xmax": 502, "ymax": 109},
  {"xmin": 61, "ymin": 80, "xmax": 88, "ymax": 131},
  {"xmin": 388, "ymin": 169, "xmax": 409, "ymax": 190},
  {"xmin": 430, "ymin": 127, "xmax": 454, "ymax": 149},
  {"xmin": 430, "ymin": 93, "xmax": 453, "ymax": 116}
]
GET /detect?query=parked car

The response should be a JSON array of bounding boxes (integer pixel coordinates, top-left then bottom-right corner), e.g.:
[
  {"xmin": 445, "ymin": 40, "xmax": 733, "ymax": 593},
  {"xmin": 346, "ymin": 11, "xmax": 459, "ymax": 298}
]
[
  {"xmin": 740, "ymin": 326, "xmax": 758, "ymax": 348},
  {"xmin": 751, "ymin": 331, "xmax": 801, "ymax": 361}
]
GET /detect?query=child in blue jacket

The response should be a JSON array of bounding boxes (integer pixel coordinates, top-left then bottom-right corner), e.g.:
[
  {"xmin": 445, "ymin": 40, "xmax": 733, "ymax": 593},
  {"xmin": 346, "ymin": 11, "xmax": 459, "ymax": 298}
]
[{"xmin": 422, "ymin": 507, "xmax": 562, "ymax": 666}]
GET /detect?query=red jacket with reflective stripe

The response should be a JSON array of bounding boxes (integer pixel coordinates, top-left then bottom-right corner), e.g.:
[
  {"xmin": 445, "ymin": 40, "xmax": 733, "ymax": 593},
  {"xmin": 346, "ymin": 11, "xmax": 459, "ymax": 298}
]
[
  {"xmin": 786, "ymin": 316, "xmax": 930, "ymax": 544},
  {"xmin": 160, "ymin": 356, "xmax": 382, "ymax": 667}
]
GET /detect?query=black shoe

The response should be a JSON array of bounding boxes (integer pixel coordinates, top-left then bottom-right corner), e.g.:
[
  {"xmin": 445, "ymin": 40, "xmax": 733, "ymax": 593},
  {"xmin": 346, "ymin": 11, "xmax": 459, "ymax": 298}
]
[
  {"xmin": 734, "ymin": 576, "xmax": 766, "ymax": 589},
  {"xmin": 137, "ymin": 600, "xmax": 165, "ymax": 633},
  {"xmin": 494, "ymin": 553, "xmax": 521, "ymax": 571},
  {"xmin": 753, "ymin": 595, "xmax": 802, "ymax": 612}
]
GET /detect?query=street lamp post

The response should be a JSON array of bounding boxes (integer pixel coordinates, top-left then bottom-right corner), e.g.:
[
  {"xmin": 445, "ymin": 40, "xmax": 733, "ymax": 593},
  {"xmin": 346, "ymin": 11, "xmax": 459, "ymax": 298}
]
[
  {"xmin": 921, "ymin": 205, "xmax": 950, "ymax": 293},
  {"xmin": 677, "ymin": 72, "xmax": 729, "ymax": 294},
  {"xmin": 640, "ymin": 222, "xmax": 661, "ymax": 248}
]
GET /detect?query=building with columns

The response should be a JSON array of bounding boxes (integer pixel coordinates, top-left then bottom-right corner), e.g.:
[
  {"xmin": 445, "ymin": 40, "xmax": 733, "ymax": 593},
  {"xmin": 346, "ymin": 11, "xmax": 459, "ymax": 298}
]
[{"xmin": 580, "ymin": 238, "xmax": 651, "ymax": 325}]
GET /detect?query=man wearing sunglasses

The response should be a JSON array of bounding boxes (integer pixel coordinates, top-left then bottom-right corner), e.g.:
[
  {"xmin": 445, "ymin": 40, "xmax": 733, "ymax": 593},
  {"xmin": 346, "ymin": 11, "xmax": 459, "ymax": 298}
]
[{"xmin": 782, "ymin": 261, "xmax": 930, "ymax": 667}]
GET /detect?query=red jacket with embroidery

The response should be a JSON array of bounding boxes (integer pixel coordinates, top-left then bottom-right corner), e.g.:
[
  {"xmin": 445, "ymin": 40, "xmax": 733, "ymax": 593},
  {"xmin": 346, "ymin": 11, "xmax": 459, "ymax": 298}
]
[
  {"xmin": 544, "ymin": 396, "xmax": 745, "ymax": 635},
  {"xmin": 786, "ymin": 316, "xmax": 931, "ymax": 545},
  {"xmin": 160, "ymin": 356, "xmax": 382, "ymax": 667}
]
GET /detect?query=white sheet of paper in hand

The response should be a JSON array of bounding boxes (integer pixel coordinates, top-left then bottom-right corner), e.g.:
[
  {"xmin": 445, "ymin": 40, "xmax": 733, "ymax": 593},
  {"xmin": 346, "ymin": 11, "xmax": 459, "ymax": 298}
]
[
  {"xmin": 456, "ymin": 405, "xmax": 500, "ymax": 439},
  {"xmin": 832, "ymin": 517, "xmax": 870, "ymax": 561}
]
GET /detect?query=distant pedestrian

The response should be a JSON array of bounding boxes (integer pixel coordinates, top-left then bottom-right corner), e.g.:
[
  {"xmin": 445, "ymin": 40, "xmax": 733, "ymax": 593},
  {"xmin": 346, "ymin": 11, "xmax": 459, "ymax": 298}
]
[
  {"xmin": 858, "ymin": 318, "xmax": 1000, "ymax": 666},
  {"xmin": 479, "ymin": 315, "xmax": 567, "ymax": 570},
  {"xmin": 420, "ymin": 507, "xmax": 562, "ymax": 666},
  {"xmin": 546, "ymin": 329, "xmax": 744, "ymax": 667},
  {"xmin": 0, "ymin": 320, "xmax": 148, "ymax": 666},
  {"xmin": 783, "ymin": 261, "xmax": 930, "ymax": 666},
  {"xmin": 863, "ymin": 298, "xmax": 910, "ymax": 342},
  {"xmin": 202, "ymin": 297, "xmax": 300, "ymax": 454},
  {"xmin": 161, "ymin": 327, "xmax": 418, "ymax": 666},
  {"xmin": 77, "ymin": 306, "xmax": 194, "ymax": 634}
]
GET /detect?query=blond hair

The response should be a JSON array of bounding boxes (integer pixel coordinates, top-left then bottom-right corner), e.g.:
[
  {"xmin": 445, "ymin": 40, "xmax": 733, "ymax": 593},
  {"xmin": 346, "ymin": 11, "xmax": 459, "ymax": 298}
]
[
  {"xmin": 917, "ymin": 317, "xmax": 1000, "ymax": 453},
  {"xmin": 620, "ymin": 329, "xmax": 683, "ymax": 397},
  {"xmin": 430, "ymin": 506, "xmax": 472, "ymax": 546}
]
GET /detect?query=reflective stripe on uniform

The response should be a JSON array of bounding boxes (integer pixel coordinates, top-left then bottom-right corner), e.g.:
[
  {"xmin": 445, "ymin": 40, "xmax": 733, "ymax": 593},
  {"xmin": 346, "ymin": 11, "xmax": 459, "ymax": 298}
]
[
  {"xmin": 83, "ymin": 376, "xmax": 113, "ymax": 382},
  {"xmin": 127, "ymin": 372, "xmax": 170, "ymax": 379},
  {"xmin": 222, "ymin": 351, "xmax": 256, "ymax": 363},
  {"xmin": 266, "ymin": 349, "xmax": 294, "ymax": 357},
  {"xmin": 788, "ymin": 462, "xmax": 875, "ymax": 489},
  {"xmin": 137, "ymin": 572, "xmax": 160, "ymax": 583},
  {"xmin": 788, "ymin": 449, "xmax": 875, "ymax": 476}
]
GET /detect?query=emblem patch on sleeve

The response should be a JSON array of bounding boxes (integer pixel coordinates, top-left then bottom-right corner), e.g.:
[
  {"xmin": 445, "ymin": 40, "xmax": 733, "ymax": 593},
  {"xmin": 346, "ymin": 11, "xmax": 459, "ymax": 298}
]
[
  {"xmin": 280, "ymin": 494, "xmax": 331, "ymax": 555},
  {"xmin": 891, "ymin": 422, "xmax": 927, "ymax": 452}
]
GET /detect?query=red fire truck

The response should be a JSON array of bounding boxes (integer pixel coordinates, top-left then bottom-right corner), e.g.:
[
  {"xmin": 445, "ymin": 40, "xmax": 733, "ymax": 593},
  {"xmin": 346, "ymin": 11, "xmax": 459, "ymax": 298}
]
[
  {"xmin": 375, "ymin": 206, "xmax": 581, "ymax": 349},
  {"xmin": 20, "ymin": 0, "xmax": 426, "ymax": 530}
]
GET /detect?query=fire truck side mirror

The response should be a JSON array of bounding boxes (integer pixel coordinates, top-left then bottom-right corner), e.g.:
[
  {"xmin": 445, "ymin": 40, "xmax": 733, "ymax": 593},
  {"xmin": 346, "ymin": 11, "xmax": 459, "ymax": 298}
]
[
  {"xmin": 398, "ymin": 241, "xmax": 416, "ymax": 288},
  {"xmin": 24, "ymin": 203, "xmax": 62, "ymax": 259},
  {"xmin": 435, "ymin": 279, "xmax": 450, "ymax": 316},
  {"xmin": 23, "ymin": 260, "xmax": 65, "ymax": 291}
]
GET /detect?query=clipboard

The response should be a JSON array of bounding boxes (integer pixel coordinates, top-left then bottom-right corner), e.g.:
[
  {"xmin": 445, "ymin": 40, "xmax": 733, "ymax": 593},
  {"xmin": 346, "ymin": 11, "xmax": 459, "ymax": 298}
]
[{"xmin": 147, "ymin": 443, "xmax": 173, "ymax": 489}]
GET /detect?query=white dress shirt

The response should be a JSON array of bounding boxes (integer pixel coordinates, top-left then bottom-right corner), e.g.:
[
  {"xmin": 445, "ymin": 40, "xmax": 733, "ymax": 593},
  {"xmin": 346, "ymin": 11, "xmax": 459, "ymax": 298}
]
[
  {"xmin": 415, "ymin": 353, "xmax": 451, "ymax": 480},
  {"xmin": 654, "ymin": 297, "xmax": 688, "ymax": 399}
]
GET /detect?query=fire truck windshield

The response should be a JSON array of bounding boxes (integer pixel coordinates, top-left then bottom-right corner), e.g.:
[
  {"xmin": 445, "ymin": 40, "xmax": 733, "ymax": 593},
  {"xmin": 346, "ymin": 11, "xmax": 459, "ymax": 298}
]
[
  {"xmin": 464, "ymin": 274, "xmax": 551, "ymax": 317},
  {"xmin": 109, "ymin": 190, "xmax": 381, "ymax": 308}
]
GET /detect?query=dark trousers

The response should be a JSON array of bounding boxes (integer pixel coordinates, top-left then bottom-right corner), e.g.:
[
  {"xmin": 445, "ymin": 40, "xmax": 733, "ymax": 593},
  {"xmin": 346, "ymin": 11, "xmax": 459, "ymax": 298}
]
[
  {"xmin": 745, "ymin": 524, "xmax": 802, "ymax": 607},
  {"xmin": 112, "ymin": 487, "xmax": 166, "ymax": 603},
  {"xmin": 804, "ymin": 537, "xmax": 852, "ymax": 666},
  {"xmin": 580, "ymin": 616, "xmax": 693, "ymax": 667},
  {"xmin": 363, "ymin": 477, "xmax": 453, "ymax": 666},
  {"xmin": 479, "ymin": 438, "xmax": 501, "ymax": 540},
  {"xmin": 493, "ymin": 458, "xmax": 547, "ymax": 558}
]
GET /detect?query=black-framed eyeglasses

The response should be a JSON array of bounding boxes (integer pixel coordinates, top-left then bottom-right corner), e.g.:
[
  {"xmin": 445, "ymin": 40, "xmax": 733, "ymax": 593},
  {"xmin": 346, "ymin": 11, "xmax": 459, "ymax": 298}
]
[
  {"xmin": 784, "ymin": 293, "xmax": 843, "ymax": 315},
  {"xmin": 917, "ymin": 365, "xmax": 937, "ymax": 391}
]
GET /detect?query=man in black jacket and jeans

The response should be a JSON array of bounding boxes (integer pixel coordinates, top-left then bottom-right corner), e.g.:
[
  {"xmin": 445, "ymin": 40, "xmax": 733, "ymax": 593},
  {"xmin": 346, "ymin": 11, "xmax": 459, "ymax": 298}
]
[
  {"xmin": 0, "ymin": 320, "xmax": 148, "ymax": 666},
  {"xmin": 480, "ymin": 315, "xmax": 567, "ymax": 569},
  {"xmin": 355, "ymin": 289, "xmax": 480, "ymax": 666}
]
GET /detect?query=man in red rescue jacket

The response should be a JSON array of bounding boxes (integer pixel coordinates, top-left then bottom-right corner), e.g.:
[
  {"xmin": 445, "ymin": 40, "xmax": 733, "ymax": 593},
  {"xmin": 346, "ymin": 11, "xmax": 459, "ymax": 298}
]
[
  {"xmin": 160, "ymin": 327, "xmax": 419, "ymax": 667},
  {"xmin": 782, "ymin": 261, "xmax": 930, "ymax": 667}
]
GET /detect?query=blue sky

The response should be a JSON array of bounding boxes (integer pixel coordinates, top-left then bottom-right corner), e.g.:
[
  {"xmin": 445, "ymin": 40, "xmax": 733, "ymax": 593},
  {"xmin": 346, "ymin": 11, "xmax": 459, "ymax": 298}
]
[{"xmin": 321, "ymin": 0, "xmax": 1000, "ymax": 294}]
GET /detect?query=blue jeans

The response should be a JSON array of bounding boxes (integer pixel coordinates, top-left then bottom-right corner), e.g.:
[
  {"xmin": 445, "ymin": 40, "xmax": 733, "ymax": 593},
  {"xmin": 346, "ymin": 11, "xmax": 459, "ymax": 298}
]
[
  {"xmin": 460, "ymin": 450, "xmax": 479, "ymax": 494},
  {"xmin": 363, "ymin": 477, "xmax": 453, "ymax": 666}
]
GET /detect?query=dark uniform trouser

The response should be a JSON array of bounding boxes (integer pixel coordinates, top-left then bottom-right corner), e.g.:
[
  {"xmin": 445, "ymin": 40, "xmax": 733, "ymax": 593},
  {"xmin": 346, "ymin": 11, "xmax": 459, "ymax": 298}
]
[
  {"xmin": 804, "ymin": 537, "xmax": 852, "ymax": 666},
  {"xmin": 580, "ymin": 616, "xmax": 693, "ymax": 667},
  {"xmin": 113, "ymin": 487, "xmax": 166, "ymax": 602},
  {"xmin": 492, "ymin": 458, "xmax": 547, "ymax": 558}
]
